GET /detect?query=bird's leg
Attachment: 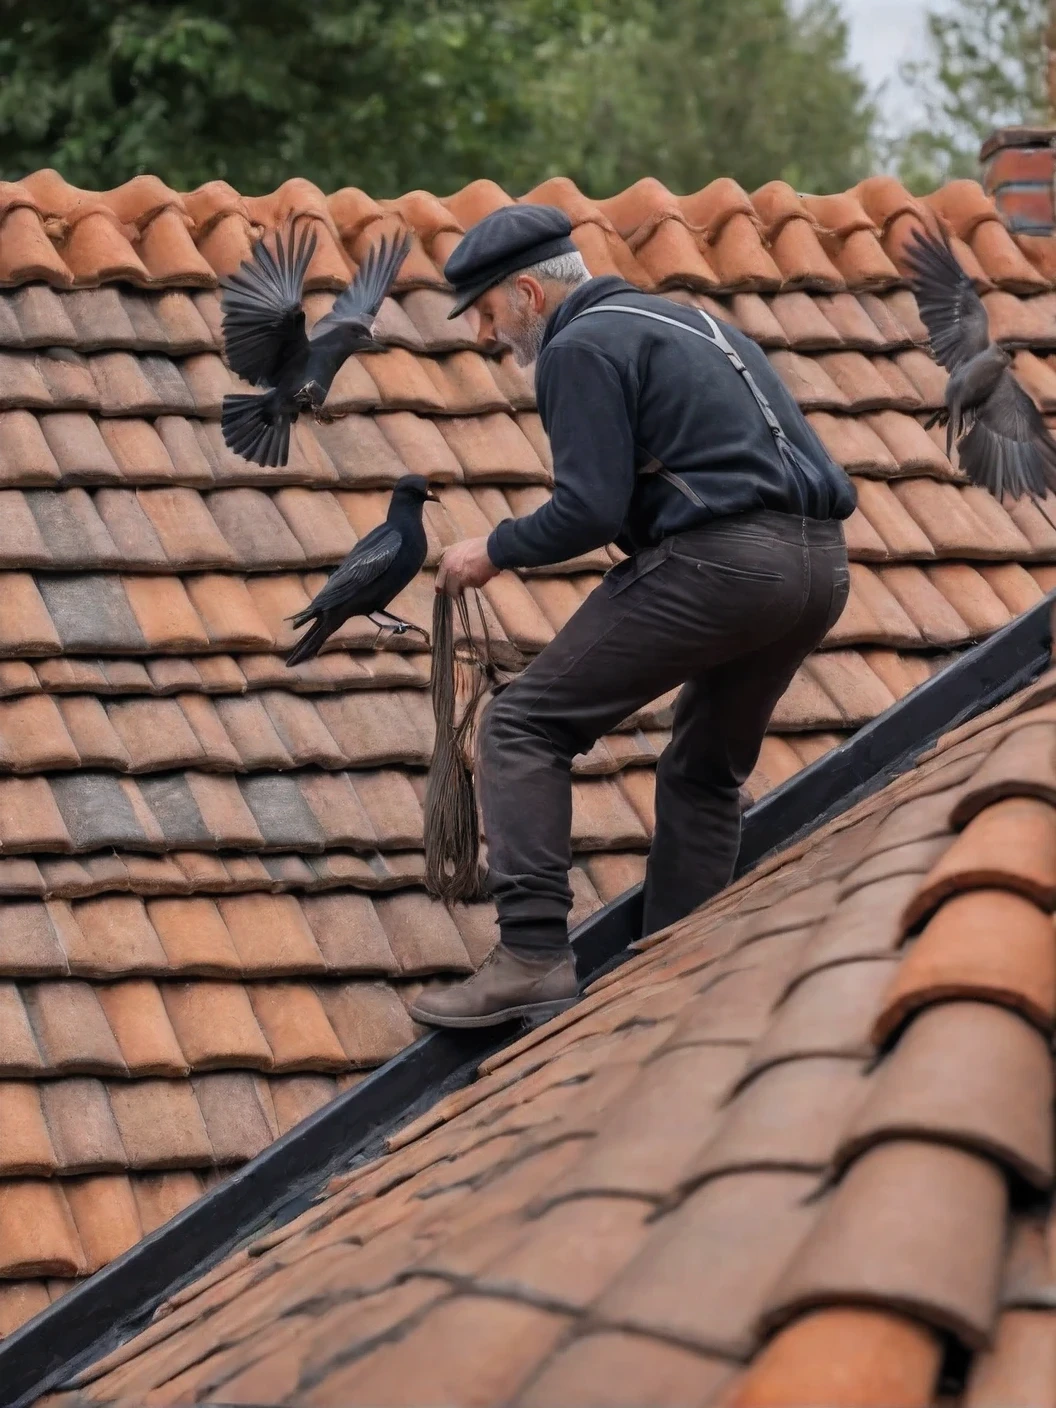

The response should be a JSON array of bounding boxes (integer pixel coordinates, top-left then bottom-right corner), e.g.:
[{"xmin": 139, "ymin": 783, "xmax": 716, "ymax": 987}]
[
  {"xmin": 368, "ymin": 610, "xmax": 430, "ymax": 648},
  {"xmin": 294, "ymin": 381, "xmax": 338, "ymax": 425},
  {"xmin": 944, "ymin": 395, "xmax": 962, "ymax": 462}
]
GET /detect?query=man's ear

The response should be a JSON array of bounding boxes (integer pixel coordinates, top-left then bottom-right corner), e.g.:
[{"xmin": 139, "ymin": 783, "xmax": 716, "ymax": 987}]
[{"xmin": 512, "ymin": 273, "xmax": 547, "ymax": 313}]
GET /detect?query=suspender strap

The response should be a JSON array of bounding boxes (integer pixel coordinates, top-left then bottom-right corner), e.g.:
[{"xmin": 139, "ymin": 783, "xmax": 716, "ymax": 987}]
[{"xmin": 571, "ymin": 302, "xmax": 792, "ymax": 448}]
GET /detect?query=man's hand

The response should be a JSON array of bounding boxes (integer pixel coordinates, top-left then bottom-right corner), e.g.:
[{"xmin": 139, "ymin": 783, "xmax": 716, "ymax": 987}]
[{"xmin": 435, "ymin": 537, "xmax": 500, "ymax": 596}]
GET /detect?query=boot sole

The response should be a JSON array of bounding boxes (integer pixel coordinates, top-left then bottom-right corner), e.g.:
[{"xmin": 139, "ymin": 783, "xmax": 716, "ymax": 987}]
[{"xmin": 408, "ymin": 996, "xmax": 577, "ymax": 1030}]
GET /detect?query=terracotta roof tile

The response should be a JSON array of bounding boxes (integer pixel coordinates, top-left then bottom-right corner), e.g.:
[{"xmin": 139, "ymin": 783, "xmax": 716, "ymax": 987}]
[
  {"xmin": 907, "ymin": 797, "xmax": 1056, "ymax": 925},
  {"xmin": 721, "ymin": 292, "xmax": 787, "ymax": 346},
  {"xmin": 873, "ymin": 565, "xmax": 970, "ymax": 645},
  {"xmin": 820, "ymin": 351, "xmax": 920, "ymax": 410},
  {"xmin": 729, "ymin": 1307, "xmax": 942, "ymax": 1408},
  {"xmin": 51, "ymin": 698, "xmax": 136, "ymax": 777},
  {"xmin": 0, "ymin": 1180, "xmax": 84, "ymax": 1277},
  {"xmin": 315, "ymin": 981, "xmax": 416, "ymax": 1066},
  {"xmin": 144, "ymin": 897, "xmax": 239, "ymax": 974},
  {"xmin": 219, "ymin": 894, "xmax": 327, "ymax": 974},
  {"xmin": 524, "ymin": 1331, "xmax": 733, "ymax": 1407},
  {"xmin": 96, "ymin": 981, "xmax": 188, "ymax": 1076},
  {"xmin": 0, "ymin": 411, "xmax": 62, "ymax": 486},
  {"xmin": 246, "ymin": 985, "xmax": 345, "ymax": 1072},
  {"xmin": 39, "ymin": 350, "xmax": 100, "ymax": 411},
  {"xmin": 64, "ymin": 1173, "xmax": 147, "ymax": 1275},
  {"xmin": 23, "ymin": 979, "xmax": 127, "ymax": 1074},
  {"xmin": 843, "ymin": 1000, "xmax": 1053, "ymax": 1187},
  {"xmin": 192, "ymin": 580, "xmax": 276, "ymax": 652},
  {"xmin": 191, "ymin": 1072, "xmax": 278, "ymax": 1162},
  {"xmin": 0, "ymin": 204, "xmax": 71, "ymax": 286},
  {"xmin": 0, "ymin": 775, "xmax": 71, "ymax": 849},
  {"xmin": 107, "ymin": 1078, "xmax": 213, "ymax": 1169},
  {"xmin": 437, "ymin": 412, "xmax": 548, "ymax": 482},
  {"xmin": 687, "ymin": 1057, "xmax": 870, "ymax": 1193},
  {"xmin": 0, "ymin": 352, "xmax": 59, "ymax": 411},
  {"xmin": 927, "ymin": 563, "xmax": 1015, "ymax": 635},
  {"xmin": 599, "ymin": 1171, "xmax": 821, "ymax": 1359},
  {"xmin": 765, "ymin": 1140, "xmax": 1006, "ymax": 1350},
  {"xmin": 766, "ymin": 350, "xmax": 850, "ymax": 410},
  {"xmin": 161, "ymin": 981, "xmax": 273, "ymax": 1070},
  {"xmin": 0, "ymin": 1083, "xmax": 57, "ymax": 1177}
]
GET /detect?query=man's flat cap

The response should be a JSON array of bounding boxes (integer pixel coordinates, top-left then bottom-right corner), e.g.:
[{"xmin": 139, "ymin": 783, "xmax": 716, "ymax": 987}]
[{"xmin": 444, "ymin": 205, "xmax": 577, "ymax": 318}]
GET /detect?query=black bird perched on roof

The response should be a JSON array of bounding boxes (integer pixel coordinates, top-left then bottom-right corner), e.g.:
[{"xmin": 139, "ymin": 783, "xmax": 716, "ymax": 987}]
[
  {"xmin": 220, "ymin": 221, "xmax": 411, "ymax": 469},
  {"xmin": 286, "ymin": 474, "xmax": 438, "ymax": 667},
  {"xmin": 903, "ymin": 225, "xmax": 1056, "ymax": 501}
]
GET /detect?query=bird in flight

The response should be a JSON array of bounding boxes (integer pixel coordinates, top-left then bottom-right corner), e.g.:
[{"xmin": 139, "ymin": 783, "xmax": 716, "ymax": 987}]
[
  {"xmin": 286, "ymin": 474, "xmax": 438, "ymax": 667},
  {"xmin": 903, "ymin": 226, "xmax": 1056, "ymax": 502},
  {"xmin": 220, "ymin": 221, "xmax": 411, "ymax": 468}
]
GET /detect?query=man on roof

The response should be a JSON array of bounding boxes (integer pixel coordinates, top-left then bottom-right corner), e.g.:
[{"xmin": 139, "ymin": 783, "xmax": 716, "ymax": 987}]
[{"xmin": 409, "ymin": 204, "xmax": 856, "ymax": 1031}]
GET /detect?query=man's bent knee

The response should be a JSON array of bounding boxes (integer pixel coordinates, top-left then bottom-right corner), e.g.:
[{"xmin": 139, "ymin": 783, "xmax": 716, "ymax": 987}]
[
  {"xmin": 477, "ymin": 690, "xmax": 582, "ymax": 774},
  {"xmin": 477, "ymin": 691, "xmax": 529, "ymax": 771}
]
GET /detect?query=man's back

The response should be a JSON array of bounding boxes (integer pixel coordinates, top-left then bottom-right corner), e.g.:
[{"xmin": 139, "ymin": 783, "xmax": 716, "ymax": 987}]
[{"xmin": 533, "ymin": 275, "xmax": 855, "ymax": 558}]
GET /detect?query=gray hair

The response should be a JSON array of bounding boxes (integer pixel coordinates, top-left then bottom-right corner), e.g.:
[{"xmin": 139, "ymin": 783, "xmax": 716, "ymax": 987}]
[{"xmin": 503, "ymin": 250, "xmax": 591, "ymax": 290}]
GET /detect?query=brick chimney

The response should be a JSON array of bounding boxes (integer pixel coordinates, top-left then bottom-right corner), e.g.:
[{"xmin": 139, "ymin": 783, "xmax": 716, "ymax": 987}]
[
  {"xmin": 981, "ymin": 128, "xmax": 1056, "ymax": 233},
  {"xmin": 980, "ymin": 0, "xmax": 1056, "ymax": 232}
]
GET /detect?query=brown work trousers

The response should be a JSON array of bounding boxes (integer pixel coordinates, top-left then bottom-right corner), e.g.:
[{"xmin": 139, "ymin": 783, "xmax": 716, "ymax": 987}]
[{"xmin": 475, "ymin": 509, "xmax": 850, "ymax": 948}]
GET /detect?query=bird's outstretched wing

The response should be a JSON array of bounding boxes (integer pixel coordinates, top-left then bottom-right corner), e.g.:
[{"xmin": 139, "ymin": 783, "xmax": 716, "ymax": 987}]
[
  {"xmin": 309, "ymin": 232, "xmax": 412, "ymax": 341},
  {"xmin": 220, "ymin": 222, "xmax": 317, "ymax": 386},
  {"xmin": 290, "ymin": 524, "xmax": 403, "ymax": 623},
  {"xmin": 903, "ymin": 227, "xmax": 991, "ymax": 373},
  {"xmin": 958, "ymin": 370, "xmax": 1056, "ymax": 500}
]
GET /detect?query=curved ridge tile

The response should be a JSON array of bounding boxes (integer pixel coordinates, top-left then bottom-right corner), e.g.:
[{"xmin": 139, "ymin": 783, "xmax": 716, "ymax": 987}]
[
  {"xmin": 725, "ymin": 1306, "xmax": 943, "ymax": 1408},
  {"xmin": 0, "ymin": 205, "xmax": 72, "ymax": 287},
  {"xmin": 838, "ymin": 999, "xmax": 1054, "ymax": 1188},
  {"xmin": 950, "ymin": 721, "xmax": 1056, "ymax": 824},
  {"xmin": 752, "ymin": 181, "xmax": 844, "ymax": 289},
  {"xmin": 760, "ymin": 1139, "xmax": 1007, "ymax": 1351},
  {"xmin": 903, "ymin": 796, "xmax": 1056, "ymax": 928},
  {"xmin": 876, "ymin": 889, "xmax": 1056, "ymax": 1042}
]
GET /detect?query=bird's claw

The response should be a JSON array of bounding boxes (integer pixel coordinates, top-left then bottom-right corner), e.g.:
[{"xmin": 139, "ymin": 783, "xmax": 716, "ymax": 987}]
[{"xmin": 369, "ymin": 620, "xmax": 430, "ymax": 651}]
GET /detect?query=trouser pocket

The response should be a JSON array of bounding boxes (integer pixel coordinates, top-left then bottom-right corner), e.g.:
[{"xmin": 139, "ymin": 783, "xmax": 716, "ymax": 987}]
[{"xmin": 603, "ymin": 540, "xmax": 672, "ymax": 596}]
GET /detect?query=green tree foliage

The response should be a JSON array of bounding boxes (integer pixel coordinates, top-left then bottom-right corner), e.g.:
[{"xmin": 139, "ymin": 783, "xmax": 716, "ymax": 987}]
[
  {"xmin": 887, "ymin": 0, "xmax": 1047, "ymax": 192},
  {"xmin": 0, "ymin": 0, "xmax": 875, "ymax": 198},
  {"xmin": 535, "ymin": 0, "xmax": 875, "ymax": 198},
  {"xmin": 0, "ymin": 0, "xmax": 598, "ymax": 194}
]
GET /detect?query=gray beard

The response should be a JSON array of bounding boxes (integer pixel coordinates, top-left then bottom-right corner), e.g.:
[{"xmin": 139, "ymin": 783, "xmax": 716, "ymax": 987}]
[{"xmin": 505, "ymin": 312, "xmax": 547, "ymax": 368}]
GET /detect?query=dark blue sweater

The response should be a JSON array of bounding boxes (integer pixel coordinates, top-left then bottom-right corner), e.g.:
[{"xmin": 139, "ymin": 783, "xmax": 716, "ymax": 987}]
[{"xmin": 487, "ymin": 276, "xmax": 856, "ymax": 571}]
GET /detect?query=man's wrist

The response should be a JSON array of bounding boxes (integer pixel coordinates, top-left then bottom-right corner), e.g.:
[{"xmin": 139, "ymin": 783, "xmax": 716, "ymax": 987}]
[{"xmin": 486, "ymin": 522, "xmax": 516, "ymax": 571}]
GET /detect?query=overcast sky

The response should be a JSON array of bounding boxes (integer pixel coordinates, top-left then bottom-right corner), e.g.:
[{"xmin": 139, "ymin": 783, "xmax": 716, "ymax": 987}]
[{"xmin": 838, "ymin": 0, "xmax": 949, "ymax": 128}]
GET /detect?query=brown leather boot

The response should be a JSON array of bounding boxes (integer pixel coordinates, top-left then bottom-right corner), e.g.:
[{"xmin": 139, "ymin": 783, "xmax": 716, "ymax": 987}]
[{"xmin": 409, "ymin": 943, "xmax": 578, "ymax": 1029}]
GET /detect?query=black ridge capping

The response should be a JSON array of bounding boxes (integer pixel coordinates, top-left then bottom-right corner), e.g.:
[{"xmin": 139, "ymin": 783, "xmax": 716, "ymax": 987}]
[{"xmin": 3, "ymin": 593, "xmax": 1054, "ymax": 1408}]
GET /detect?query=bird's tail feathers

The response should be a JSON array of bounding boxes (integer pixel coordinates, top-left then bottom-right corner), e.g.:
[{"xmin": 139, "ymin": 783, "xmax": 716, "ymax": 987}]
[
  {"xmin": 285, "ymin": 617, "xmax": 330, "ymax": 667},
  {"xmin": 221, "ymin": 392, "xmax": 292, "ymax": 468},
  {"xmin": 960, "ymin": 421, "xmax": 1045, "ymax": 502},
  {"xmin": 1037, "ymin": 429, "xmax": 1056, "ymax": 500}
]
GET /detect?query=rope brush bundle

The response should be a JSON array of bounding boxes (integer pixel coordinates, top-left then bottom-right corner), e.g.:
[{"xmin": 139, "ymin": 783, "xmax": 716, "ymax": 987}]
[{"xmin": 423, "ymin": 589, "xmax": 495, "ymax": 903}]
